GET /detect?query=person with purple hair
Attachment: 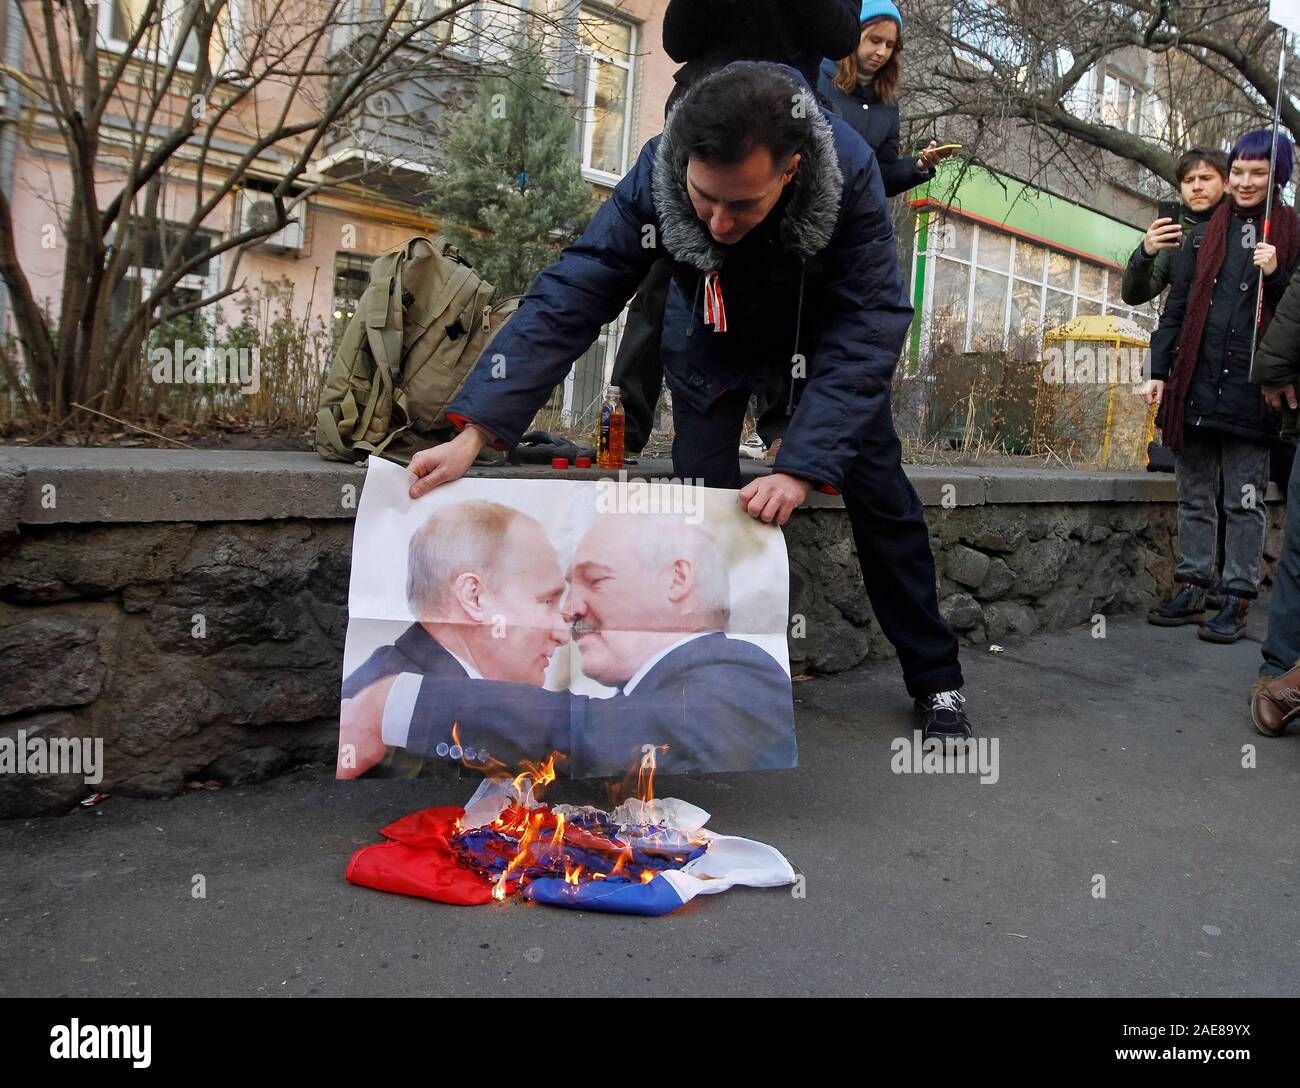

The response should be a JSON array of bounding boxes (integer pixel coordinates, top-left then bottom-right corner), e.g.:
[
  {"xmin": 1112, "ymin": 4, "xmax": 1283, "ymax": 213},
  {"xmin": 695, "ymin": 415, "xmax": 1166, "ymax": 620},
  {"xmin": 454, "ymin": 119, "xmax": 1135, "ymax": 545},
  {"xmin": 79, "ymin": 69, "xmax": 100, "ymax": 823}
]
[{"xmin": 1142, "ymin": 129, "xmax": 1300, "ymax": 643}]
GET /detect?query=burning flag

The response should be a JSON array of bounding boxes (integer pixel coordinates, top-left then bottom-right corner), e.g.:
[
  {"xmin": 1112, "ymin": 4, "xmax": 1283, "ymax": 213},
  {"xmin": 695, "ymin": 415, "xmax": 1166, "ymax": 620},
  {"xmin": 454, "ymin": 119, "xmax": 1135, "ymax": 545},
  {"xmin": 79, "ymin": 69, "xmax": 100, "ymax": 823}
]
[{"xmin": 345, "ymin": 752, "xmax": 795, "ymax": 916}]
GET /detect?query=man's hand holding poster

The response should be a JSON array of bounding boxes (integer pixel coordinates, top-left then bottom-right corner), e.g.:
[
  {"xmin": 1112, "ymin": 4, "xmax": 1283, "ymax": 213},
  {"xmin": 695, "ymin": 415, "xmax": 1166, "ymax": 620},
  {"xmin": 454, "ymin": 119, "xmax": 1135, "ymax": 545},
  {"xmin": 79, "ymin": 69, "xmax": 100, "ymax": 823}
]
[{"xmin": 337, "ymin": 457, "xmax": 796, "ymax": 780}]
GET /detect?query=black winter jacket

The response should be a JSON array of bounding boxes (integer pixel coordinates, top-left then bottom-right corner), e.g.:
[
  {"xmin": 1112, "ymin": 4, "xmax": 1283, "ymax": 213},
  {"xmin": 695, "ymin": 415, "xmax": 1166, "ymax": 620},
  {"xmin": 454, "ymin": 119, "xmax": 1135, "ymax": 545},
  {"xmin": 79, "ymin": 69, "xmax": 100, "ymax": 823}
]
[
  {"xmin": 1253, "ymin": 254, "xmax": 1300, "ymax": 441},
  {"xmin": 662, "ymin": 0, "xmax": 859, "ymax": 111},
  {"xmin": 1120, "ymin": 201, "xmax": 1217, "ymax": 307},
  {"xmin": 1149, "ymin": 204, "xmax": 1293, "ymax": 444},
  {"xmin": 815, "ymin": 58, "xmax": 931, "ymax": 198}
]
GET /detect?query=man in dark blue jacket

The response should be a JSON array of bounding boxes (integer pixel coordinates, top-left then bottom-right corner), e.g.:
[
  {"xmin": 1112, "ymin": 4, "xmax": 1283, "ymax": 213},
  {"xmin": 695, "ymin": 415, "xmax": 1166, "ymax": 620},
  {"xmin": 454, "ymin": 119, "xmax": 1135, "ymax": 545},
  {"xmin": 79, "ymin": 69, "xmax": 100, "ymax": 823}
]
[{"xmin": 409, "ymin": 61, "xmax": 973, "ymax": 743}]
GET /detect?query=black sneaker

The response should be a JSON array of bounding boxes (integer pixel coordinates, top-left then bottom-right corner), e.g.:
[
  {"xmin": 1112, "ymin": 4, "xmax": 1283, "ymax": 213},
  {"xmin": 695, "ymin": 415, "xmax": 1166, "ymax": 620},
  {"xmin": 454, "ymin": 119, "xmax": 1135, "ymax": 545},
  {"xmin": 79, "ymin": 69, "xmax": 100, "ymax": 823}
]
[
  {"xmin": 1147, "ymin": 584, "xmax": 1207, "ymax": 626},
  {"xmin": 915, "ymin": 690, "xmax": 973, "ymax": 747},
  {"xmin": 1198, "ymin": 596, "xmax": 1250, "ymax": 643}
]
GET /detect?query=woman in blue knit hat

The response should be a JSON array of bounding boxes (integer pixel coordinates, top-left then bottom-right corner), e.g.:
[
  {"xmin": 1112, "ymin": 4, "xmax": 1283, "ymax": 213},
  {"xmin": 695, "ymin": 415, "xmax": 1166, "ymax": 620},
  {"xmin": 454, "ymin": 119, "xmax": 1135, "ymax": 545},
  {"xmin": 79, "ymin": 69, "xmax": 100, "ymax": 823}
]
[{"xmin": 817, "ymin": 1, "xmax": 955, "ymax": 197}]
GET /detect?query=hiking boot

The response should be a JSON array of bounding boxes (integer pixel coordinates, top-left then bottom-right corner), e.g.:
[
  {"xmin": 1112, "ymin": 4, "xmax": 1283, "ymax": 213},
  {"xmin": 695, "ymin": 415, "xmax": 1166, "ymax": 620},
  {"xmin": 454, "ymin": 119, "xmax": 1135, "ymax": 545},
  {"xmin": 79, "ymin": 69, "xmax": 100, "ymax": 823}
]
[
  {"xmin": 1206, "ymin": 591, "xmax": 1226, "ymax": 610},
  {"xmin": 1198, "ymin": 596, "xmax": 1250, "ymax": 643},
  {"xmin": 1250, "ymin": 661, "xmax": 1300, "ymax": 736},
  {"xmin": 1147, "ymin": 584, "xmax": 1207, "ymax": 626},
  {"xmin": 916, "ymin": 690, "xmax": 973, "ymax": 747}
]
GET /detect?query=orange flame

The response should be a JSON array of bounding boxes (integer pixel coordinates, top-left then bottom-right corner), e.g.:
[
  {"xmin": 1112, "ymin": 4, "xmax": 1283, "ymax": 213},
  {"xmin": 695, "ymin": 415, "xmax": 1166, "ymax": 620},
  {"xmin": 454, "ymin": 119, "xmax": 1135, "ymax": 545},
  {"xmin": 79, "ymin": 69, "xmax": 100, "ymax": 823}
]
[
  {"xmin": 492, "ymin": 810, "xmax": 546, "ymax": 901},
  {"xmin": 640, "ymin": 870, "xmax": 655, "ymax": 884},
  {"xmin": 565, "ymin": 864, "xmax": 583, "ymax": 886},
  {"xmin": 636, "ymin": 744, "xmax": 669, "ymax": 803},
  {"xmin": 609, "ymin": 844, "xmax": 632, "ymax": 878},
  {"xmin": 512, "ymin": 753, "xmax": 558, "ymax": 797}
]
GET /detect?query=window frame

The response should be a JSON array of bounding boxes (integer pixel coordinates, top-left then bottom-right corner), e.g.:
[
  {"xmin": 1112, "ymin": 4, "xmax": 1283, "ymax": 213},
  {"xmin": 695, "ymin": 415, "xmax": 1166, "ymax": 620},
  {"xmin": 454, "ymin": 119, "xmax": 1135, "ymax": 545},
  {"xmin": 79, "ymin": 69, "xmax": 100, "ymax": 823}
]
[
  {"xmin": 576, "ymin": 7, "xmax": 636, "ymax": 185},
  {"xmin": 98, "ymin": 0, "xmax": 249, "ymax": 76},
  {"xmin": 918, "ymin": 213, "xmax": 1157, "ymax": 354}
]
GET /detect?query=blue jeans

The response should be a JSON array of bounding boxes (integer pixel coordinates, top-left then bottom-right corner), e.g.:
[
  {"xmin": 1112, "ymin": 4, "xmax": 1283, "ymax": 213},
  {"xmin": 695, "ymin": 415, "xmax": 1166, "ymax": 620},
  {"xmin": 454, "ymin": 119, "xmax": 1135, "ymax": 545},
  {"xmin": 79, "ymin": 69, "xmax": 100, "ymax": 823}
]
[{"xmin": 1261, "ymin": 440, "xmax": 1300, "ymax": 676}]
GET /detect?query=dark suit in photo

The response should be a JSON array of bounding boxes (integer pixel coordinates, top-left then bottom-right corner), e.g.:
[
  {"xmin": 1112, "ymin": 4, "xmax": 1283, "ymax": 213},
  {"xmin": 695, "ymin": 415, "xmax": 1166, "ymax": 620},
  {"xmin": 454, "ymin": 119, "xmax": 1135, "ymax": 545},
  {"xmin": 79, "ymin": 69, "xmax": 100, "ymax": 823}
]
[{"xmin": 388, "ymin": 632, "xmax": 797, "ymax": 777}]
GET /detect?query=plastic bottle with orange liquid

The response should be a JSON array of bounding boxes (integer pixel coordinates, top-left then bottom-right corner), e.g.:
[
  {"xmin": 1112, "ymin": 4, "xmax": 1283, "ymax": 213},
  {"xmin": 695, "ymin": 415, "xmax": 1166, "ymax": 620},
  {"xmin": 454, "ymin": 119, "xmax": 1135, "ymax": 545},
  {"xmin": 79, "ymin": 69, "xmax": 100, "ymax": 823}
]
[{"xmin": 597, "ymin": 385, "xmax": 625, "ymax": 470}]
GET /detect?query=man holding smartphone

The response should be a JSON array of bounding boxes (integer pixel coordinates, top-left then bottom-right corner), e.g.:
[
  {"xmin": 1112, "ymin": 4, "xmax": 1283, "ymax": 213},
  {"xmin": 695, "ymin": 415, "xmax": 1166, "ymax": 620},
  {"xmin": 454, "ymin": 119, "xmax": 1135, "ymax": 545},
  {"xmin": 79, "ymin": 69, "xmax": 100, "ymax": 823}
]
[{"xmin": 1121, "ymin": 147, "xmax": 1228, "ymax": 306}]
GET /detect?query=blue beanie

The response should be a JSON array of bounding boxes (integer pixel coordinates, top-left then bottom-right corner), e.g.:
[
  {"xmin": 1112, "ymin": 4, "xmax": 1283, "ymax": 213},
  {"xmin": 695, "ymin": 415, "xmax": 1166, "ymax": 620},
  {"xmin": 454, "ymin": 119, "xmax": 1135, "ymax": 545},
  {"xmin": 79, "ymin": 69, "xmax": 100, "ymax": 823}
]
[{"xmin": 859, "ymin": 0, "xmax": 902, "ymax": 30}]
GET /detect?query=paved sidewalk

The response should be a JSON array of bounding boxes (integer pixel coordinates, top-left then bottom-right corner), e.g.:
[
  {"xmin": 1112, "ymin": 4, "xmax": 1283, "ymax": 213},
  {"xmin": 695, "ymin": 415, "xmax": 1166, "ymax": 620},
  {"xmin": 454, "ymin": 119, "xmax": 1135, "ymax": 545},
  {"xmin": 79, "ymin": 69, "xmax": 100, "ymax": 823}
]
[{"xmin": 2, "ymin": 611, "xmax": 1297, "ymax": 998}]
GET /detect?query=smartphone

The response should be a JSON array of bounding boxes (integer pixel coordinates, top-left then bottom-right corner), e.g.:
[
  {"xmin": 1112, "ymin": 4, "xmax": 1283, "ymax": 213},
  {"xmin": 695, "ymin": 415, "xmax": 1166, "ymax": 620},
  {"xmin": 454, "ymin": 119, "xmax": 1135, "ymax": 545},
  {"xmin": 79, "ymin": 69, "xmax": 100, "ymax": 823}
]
[{"xmin": 1157, "ymin": 199, "xmax": 1182, "ymax": 225}]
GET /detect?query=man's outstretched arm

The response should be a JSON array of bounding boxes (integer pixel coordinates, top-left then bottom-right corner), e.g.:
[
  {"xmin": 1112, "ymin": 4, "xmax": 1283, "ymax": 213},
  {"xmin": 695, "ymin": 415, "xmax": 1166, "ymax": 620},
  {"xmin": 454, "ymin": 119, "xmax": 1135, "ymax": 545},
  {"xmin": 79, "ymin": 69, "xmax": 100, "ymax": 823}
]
[
  {"xmin": 449, "ymin": 143, "xmax": 662, "ymax": 444},
  {"xmin": 408, "ymin": 139, "xmax": 663, "ymax": 495}
]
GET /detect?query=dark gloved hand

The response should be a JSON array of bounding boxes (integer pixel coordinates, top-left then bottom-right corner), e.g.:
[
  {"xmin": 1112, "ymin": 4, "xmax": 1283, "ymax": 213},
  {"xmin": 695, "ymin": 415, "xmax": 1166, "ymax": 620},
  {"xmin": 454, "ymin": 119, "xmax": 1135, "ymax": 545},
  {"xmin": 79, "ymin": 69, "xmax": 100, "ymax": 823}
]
[{"xmin": 512, "ymin": 430, "xmax": 596, "ymax": 465}]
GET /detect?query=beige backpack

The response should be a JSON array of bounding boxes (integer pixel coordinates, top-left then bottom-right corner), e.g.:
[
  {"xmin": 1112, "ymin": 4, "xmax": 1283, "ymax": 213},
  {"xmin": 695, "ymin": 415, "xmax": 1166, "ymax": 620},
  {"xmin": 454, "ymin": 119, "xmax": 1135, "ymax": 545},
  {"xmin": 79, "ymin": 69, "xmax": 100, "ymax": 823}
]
[{"xmin": 315, "ymin": 236, "xmax": 520, "ymax": 464}]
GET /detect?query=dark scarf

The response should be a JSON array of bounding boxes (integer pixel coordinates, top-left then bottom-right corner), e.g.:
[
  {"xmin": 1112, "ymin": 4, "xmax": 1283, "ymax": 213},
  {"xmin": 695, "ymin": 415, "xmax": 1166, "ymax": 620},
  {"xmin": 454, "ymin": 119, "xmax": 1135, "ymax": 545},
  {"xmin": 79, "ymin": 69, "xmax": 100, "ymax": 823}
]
[{"xmin": 1163, "ymin": 192, "xmax": 1300, "ymax": 452}]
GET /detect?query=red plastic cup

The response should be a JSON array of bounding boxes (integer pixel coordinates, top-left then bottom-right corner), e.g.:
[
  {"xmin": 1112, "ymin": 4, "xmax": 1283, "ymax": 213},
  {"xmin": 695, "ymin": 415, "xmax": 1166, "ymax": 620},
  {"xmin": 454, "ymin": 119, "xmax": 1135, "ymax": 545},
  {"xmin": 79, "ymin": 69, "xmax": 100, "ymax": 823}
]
[
  {"xmin": 575, "ymin": 456, "xmax": 592, "ymax": 468},
  {"xmin": 551, "ymin": 457, "xmax": 569, "ymax": 469}
]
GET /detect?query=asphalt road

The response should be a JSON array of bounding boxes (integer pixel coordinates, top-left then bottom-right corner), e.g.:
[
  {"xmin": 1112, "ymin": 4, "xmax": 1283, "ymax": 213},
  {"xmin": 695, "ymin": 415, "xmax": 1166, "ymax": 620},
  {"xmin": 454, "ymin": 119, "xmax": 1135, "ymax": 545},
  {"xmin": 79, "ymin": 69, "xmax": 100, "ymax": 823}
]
[{"xmin": 3, "ymin": 611, "xmax": 1298, "ymax": 998}]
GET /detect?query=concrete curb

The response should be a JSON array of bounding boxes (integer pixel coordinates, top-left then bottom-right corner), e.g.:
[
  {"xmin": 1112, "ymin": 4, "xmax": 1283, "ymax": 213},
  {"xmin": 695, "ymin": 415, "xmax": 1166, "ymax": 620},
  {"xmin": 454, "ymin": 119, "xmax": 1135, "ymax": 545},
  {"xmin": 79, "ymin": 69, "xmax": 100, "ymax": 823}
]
[{"xmin": 0, "ymin": 446, "xmax": 1200, "ymax": 526}]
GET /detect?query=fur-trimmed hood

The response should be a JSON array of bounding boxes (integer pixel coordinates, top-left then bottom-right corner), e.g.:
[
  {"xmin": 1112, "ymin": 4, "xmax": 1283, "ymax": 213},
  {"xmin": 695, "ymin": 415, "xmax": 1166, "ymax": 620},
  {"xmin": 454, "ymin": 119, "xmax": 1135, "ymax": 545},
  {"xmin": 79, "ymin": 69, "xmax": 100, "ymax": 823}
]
[{"xmin": 651, "ymin": 67, "xmax": 845, "ymax": 273}]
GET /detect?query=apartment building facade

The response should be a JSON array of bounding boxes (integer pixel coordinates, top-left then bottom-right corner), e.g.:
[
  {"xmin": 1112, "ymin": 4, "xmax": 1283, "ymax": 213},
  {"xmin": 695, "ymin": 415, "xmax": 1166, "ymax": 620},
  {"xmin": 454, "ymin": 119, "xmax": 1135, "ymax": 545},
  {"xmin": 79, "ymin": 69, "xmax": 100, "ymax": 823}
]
[{"xmin": 0, "ymin": 0, "xmax": 672, "ymax": 422}]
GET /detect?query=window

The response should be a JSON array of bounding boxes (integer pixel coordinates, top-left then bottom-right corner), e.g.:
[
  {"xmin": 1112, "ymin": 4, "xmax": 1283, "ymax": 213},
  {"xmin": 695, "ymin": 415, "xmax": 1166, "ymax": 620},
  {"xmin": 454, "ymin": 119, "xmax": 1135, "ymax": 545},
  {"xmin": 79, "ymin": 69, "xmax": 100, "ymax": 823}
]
[
  {"xmin": 923, "ymin": 216, "xmax": 1140, "ymax": 352},
  {"xmin": 1057, "ymin": 51, "xmax": 1100, "ymax": 119},
  {"xmin": 110, "ymin": 219, "xmax": 220, "ymax": 337},
  {"xmin": 950, "ymin": 0, "xmax": 1018, "ymax": 71},
  {"xmin": 929, "ymin": 259, "xmax": 970, "ymax": 356},
  {"xmin": 975, "ymin": 229, "xmax": 1012, "ymax": 272},
  {"xmin": 971, "ymin": 269, "xmax": 1010, "ymax": 350},
  {"xmin": 1077, "ymin": 262, "xmax": 1104, "ymax": 302},
  {"xmin": 333, "ymin": 252, "xmax": 376, "ymax": 345},
  {"xmin": 1102, "ymin": 70, "xmax": 1142, "ymax": 135},
  {"xmin": 931, "ymin": 215, "xmax": 973, "ymax": 261},
  {"xmin": 477, "ymin": 1, "xmax": 524, "ymax": 65},
  {"xmin": 99, "ymin": 0, "xmax": 244, "ymax": 73},
  {"xmin": 576, "ymin": 10, "xmax": 634, "ymax": 182}
]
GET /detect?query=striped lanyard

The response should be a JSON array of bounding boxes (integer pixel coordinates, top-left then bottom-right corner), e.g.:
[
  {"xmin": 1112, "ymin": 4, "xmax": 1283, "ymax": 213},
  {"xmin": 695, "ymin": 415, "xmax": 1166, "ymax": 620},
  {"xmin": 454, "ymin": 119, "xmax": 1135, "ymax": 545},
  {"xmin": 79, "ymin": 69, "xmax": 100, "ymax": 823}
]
[{"xmin": 703, "ymin": 270, "xmax": 727, "ymax": 332}]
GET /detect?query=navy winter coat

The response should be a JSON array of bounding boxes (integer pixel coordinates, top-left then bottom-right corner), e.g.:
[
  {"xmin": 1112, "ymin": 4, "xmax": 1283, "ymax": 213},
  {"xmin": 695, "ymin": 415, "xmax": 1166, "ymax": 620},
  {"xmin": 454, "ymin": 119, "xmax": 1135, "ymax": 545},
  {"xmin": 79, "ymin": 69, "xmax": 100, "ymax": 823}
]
[
  {"xmin": 447, "ymin": 65, "xmax": 915, "ymax": 493},
  {"xmin": 815, "ymin": 58, "xmax": 931, "ymax": 198}
]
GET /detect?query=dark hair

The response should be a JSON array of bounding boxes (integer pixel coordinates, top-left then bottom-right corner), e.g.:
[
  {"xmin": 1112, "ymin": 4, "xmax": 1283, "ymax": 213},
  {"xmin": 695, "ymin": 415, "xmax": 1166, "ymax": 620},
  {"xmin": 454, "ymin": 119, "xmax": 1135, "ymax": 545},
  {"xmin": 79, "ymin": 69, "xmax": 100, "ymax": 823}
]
[
  {"xmin": 1175, "ymin": 147, "xmax": 1228, "ymax": 184},
  {"xmin": 674, "ymin": 62, "xmax": 810, "ymax": 168},
  {"xmin": 834, "ymin": 17, "xmax": 903, "ymax": 105},
  {"xmin": 1229, "ymin": 128, "xmax": 1294, "ymax": 188}
]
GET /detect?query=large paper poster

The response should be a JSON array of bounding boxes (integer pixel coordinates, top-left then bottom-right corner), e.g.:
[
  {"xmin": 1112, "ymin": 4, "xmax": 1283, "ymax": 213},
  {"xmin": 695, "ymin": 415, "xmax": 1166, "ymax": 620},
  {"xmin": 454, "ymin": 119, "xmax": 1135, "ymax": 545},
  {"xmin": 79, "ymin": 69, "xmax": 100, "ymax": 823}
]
[{"xmin": 337, "ymin": 457, "xmax": 796, "ymax": 780}]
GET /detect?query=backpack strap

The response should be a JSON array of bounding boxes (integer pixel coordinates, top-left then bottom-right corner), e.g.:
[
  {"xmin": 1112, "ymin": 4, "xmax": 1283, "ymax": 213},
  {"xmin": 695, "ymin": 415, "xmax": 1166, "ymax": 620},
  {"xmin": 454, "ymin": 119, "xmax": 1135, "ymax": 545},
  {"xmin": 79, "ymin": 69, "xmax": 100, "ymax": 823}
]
[{"xmin": 347, "ymin": 360, "xmax": 416, "ymax": 465}]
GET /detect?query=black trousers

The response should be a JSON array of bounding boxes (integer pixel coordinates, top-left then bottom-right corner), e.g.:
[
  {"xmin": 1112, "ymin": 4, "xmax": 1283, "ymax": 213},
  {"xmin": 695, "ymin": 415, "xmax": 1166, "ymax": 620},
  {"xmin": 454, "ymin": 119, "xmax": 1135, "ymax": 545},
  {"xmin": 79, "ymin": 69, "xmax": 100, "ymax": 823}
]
[
  {"xmin": 608, "ymin": 258, "xmax": 673, "ymax": 453},
  {"xmin": 672, "ymin": 386, "xmax": 964, "ymax": 698}
]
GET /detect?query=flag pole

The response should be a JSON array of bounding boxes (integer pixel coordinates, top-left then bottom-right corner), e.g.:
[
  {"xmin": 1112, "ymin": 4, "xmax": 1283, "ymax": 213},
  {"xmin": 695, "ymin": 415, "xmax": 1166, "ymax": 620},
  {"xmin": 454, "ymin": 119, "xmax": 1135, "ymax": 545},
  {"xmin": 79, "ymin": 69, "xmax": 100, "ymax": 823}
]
[{"xmin": 1250, "ymin": 27, "xmax": 1291, "ymax": 380}]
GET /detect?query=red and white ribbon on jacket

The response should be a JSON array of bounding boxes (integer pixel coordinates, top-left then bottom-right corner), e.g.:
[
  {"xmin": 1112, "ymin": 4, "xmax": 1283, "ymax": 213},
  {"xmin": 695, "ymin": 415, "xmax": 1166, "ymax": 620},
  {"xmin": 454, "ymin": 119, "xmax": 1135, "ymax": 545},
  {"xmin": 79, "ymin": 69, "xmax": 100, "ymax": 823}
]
[{"xmin": 703, "ymin": 270, "xmax": 727, "ymax": 332}]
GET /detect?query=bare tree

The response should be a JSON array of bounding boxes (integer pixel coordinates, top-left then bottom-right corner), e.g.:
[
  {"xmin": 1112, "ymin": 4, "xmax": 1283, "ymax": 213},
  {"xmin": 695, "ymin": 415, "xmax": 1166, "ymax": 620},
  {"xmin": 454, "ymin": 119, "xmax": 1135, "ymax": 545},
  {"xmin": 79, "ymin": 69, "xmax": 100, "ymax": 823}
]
[
  {"xmin": 0, "ymin": 0, "xmax": 576, "ymax": 423},
  {"xmin": 903, "ymin": 1, "xmax": 1293, "ymax": 198}
]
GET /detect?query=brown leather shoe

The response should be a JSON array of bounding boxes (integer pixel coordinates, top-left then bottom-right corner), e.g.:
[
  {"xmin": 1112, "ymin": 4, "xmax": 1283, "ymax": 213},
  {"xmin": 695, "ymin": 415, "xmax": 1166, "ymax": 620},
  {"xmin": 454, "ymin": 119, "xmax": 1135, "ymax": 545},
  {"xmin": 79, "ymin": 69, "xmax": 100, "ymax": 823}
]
[{"xmin": 1250, "ymin": 660, "xmax": 1300, "ymax": 736}]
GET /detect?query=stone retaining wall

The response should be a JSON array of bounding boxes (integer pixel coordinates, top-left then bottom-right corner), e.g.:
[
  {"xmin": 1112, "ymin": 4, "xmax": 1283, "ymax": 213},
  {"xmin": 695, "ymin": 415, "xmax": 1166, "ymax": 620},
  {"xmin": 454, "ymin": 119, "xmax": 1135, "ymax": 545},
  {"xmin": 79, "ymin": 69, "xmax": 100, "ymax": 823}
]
[{"xmin": 0, "ymin": 449, "xmax": 1284, "ymax": 816}]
